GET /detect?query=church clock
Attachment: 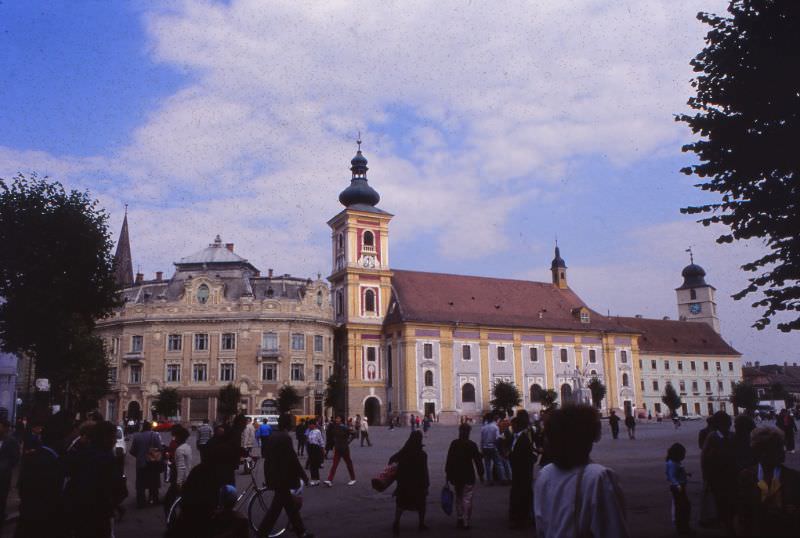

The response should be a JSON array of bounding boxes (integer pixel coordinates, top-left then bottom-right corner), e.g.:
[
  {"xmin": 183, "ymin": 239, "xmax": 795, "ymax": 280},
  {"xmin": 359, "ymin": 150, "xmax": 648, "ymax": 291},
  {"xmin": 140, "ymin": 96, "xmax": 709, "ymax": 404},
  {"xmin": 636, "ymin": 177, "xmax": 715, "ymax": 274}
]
[{"xmin": 689, "ymin": 303, "xmax": 702, "ymax": 315}]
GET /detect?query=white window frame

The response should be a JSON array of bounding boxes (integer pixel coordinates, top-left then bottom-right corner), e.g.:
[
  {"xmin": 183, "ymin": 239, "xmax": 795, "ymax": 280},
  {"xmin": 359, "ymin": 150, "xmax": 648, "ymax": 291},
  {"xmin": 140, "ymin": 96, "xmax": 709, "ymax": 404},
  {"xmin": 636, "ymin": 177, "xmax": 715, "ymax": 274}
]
[
  {"xmin": 262, "ymin": 362, "xmax": 277, "ymax": 382},
  {"xmin": 314, "ymin": 335, "xmax": 324, "ymax": 353},
  {"xmin": 192, "ymin": 363, "xmax": 208, "ymax": 382},
  {"xmin": 129, "ymin": 364, "xmax": 142, "ymax": 384},
  {"xmin": 219, "ymin": 362, "xmax": 235, "ymax": 382},
  {"xmin": 423, "ymin": 343, "xmax": 433, "ymax": 359},
  {"xmin": 291, "ymin": 363, "xmax": 305, "ymax": 381},
  {"xmin": 166, "ymin": 363, "xmax": 181, "ymax": 383},
  {"xmin": 262, "ymin": 332, "xmax": 278, "ymax": 352},
  {"xmin": 291, "ymin": 333, "xmax": 305, "ymax": 351},
  {"xmin": 131, "ymin": 335, "xmax": 143, "ymax": 353},
  {"xmin": 167, "ymin": 334, "xmax": 182, "ymax": 352},
  {"xmin": 194, "ymin": 333, "xmax": 209, "ymax": 351},
  {"xmin": 221, "ymin": 332, "xmax": 236, "ymax": 351}
]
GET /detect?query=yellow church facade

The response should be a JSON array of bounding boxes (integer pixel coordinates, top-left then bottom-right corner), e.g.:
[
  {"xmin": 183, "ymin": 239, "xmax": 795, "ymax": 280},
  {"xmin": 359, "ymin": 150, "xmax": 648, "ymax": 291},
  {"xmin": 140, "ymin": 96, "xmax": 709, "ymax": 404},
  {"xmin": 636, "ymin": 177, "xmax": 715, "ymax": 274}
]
[{"xmin": 329, "ymin": 143, "xmax": 739, "ymax": 425}]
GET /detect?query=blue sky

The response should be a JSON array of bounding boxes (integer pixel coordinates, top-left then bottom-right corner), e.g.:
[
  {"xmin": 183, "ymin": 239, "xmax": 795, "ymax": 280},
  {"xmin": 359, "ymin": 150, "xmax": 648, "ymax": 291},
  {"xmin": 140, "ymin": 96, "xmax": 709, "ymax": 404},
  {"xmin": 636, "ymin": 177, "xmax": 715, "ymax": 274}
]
[{"xmin": 1, "ymin": 0, "xmax": 797, "ymax": 362}]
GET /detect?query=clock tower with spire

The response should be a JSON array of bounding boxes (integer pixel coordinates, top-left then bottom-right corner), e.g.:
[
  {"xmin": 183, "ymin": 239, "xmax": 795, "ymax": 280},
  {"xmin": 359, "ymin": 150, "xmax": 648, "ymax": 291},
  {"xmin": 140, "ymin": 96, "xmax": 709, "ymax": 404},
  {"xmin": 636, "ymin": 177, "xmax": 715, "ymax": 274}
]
[
  {"xmin": 328, "ymin": 140, "xmax": 393, "ymax": 422},
  {"xmin": 676, "ymin": 250, "xmax": 720, "ymax": 333}
]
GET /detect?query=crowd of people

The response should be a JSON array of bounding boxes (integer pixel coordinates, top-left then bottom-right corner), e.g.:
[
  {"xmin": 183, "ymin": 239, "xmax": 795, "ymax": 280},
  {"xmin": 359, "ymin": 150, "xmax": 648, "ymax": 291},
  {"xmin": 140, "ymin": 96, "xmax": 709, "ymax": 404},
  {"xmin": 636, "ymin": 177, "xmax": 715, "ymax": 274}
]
[{"xmin": 1, "ymin": 403, "xmax": 798, "ymax": 537}]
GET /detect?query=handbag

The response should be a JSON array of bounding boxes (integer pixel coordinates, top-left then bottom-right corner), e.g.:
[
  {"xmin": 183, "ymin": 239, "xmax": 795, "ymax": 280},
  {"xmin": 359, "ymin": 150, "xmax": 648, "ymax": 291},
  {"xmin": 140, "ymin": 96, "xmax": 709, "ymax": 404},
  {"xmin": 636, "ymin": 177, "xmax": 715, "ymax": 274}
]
[
  {"xmin": 371, "ymin": 462, "xmax": 398, "ymax": 492},
  {"xmin": 440, "ymin": 484, "xmax": 454, "ymax": 515}
]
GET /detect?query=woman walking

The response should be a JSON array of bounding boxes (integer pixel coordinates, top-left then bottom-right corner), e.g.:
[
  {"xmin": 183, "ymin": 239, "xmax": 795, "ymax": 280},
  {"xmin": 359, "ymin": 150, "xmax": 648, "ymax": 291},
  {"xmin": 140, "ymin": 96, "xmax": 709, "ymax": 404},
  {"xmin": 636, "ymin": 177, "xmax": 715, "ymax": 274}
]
[
  {"xmin": 445, "ymin": 423, "xmax": 484, "ymax": 529},
  {"xmin": 665, "ymin": 443, "xmax": 692, "ymax": 536},
  {"xmin": 163, "ymin": 426, "xmax": 192, "ymax": 519},
  {"xmin": 306, "ymin": 420, "xmax": 324, "ymax": 486},
  {"xmin": 389, "ymin": 431, "xmax": 429, "ymax": 534}
]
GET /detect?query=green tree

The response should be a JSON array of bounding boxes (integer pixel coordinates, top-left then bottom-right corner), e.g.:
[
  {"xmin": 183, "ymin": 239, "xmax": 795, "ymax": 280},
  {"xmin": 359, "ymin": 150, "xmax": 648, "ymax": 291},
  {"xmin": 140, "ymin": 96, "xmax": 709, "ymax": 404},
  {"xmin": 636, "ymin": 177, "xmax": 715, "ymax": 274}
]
[
  {"xmin": 0, "ymin": 173, "xmax": 119, "ymax": 412},
  {"xmin": 661, "ymin": 383, "xmax": 683, "ymax": 418},
  {"xmin": 217, "ymin": 383, "xmax": 241, "ymax": 421},
  {"xmin": 587, "ymin": 378, "xmax": 607, "ymax": 409},
  {"xmin": 324, "ymin": 374, "xmax": 345, "ymax": 414},
  {"xmin": 540, "ymin": 389, "xmax": 559, "ymax": 409},
  {"xmin": 768, "ymin": 382, "xmax": 788, "ymax": 403},
  {"xmin": 277, "ymin": 384, "xmax": 302, "ymax": 414},
  {"xmin": 490, "ymin": 380, "xmax": 521, "ymax": 417},
  {"xmin": 678, "ymin": 2, "xmax": 800, "ymax": 332},
  {"xmin": 154, "ymin": 387, "xmax": 181, "ymax": 419},
  {"xmin": 529, "ymin": 384, "xmax": 545, "ymax": 403},
  {"xmin": 731, "ymin": 381, "xmax": 760, "ymax": 414}
]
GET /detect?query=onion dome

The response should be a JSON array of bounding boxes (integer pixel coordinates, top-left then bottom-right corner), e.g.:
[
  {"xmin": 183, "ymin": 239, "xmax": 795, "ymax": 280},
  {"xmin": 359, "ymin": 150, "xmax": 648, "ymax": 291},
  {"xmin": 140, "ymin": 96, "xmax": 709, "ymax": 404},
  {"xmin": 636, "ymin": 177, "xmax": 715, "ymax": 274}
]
[
  {"xmin": 338, "ymin": 140, "xmax": 380, "ymax": 207},
  {"xmin": 679, "ymin": 263, "xmax": 708, "ymax": 288},
  {"xmin": 551, "ymin": 245, "xmax": 567, "ymax": 270}
]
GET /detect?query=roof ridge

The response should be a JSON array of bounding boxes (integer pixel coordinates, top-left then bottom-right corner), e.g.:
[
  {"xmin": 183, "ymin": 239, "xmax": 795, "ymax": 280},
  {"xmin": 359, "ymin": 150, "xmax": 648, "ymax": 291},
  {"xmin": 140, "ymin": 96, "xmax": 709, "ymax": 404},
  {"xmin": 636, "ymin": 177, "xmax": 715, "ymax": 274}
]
[{"xmin": 392, "ymin": 268, "xmax": 555, "ymax": 287}]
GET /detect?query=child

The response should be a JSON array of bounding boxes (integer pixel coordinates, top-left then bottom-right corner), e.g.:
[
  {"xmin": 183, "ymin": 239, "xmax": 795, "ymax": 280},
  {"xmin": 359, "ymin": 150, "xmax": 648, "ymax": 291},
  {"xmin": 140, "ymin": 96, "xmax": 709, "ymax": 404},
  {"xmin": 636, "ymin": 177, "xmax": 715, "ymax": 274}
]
[{"xmin": 665, "ymin": 443, "xmax": 692, "ymax": 536}]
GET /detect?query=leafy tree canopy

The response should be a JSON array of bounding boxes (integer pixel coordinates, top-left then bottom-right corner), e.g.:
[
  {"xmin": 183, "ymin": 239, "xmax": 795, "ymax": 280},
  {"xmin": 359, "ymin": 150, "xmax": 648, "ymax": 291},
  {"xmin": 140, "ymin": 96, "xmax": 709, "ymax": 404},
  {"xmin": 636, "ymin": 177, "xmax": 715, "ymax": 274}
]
[
  {"xmin": 490, "ymin": 380, "xmax": 521, "ymax": 417},
  {"xmin": 731, "ymin": 381, "xmax": 760, "ymax": 413},
  {"xmin": 154, "ymin": 388, "xmax": 181, "ymax": 419},
  {"xmin": 277, "ymin": 384, "xmax": 302, "ymax": 414},
  {"xmin": 0, "ymin": 173, "xmax": 119, "ymax": 411},
  {"xmin": 588, "ymin": 378, "xmax": 607, "ymax": 409},
  {"xmin": 540, "ymin": 389, "xmax": 559, "ymax": 409},
  {"xmin": 324, "ymin": 374, "xmax": 345, "ymax": 412},
  {"xmin": 661, "ymin": 383, "xmax": 683, "ymax": 416},
  {"xmin": 678, "ymin": 1, "xmax": 800, "ymax": 331},
  {"xmin": 217, "ymin": 383, "xmax": 241, "ymax": 420}
]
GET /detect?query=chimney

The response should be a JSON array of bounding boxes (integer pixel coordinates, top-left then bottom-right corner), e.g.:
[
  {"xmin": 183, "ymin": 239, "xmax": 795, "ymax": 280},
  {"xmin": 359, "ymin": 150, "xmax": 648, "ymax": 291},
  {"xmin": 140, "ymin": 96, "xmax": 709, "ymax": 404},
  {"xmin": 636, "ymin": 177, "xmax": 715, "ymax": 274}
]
[
  {"xmin": 253, "ymin": 270, "xmax": 260, "ymax": 277},
  {"xmin": 755, "ymin": 361, "xmax": 760, "ymax": 368},
  {"xmin": 155, "ymin": 271, "xmax": 163, "ymax": 281},
  {"xmin": 662, "ymin": 316, "xmax": 670, "ymax": 320},
  {"xmin": 268, "ymin": 268, "xmax": 273, "ymax": 278},
  {"xmin": 225, "ymin": 243, "xmax": 234, "ymax": 252},
  {"xmin": 135, "ymin": 272, "xmax": 144, "ymax": 284},
  {"xmin": 635, "ymin": 314, "xmax": 643, "ymax": 319}
]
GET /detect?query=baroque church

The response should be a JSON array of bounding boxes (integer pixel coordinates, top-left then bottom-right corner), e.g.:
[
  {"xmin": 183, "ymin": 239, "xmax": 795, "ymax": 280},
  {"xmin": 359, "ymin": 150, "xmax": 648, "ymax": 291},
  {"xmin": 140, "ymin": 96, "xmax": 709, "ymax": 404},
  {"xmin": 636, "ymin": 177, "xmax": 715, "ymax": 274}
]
[{"xmin": 100, "ymin": 144, "xmax": 741, "ymax": 425}]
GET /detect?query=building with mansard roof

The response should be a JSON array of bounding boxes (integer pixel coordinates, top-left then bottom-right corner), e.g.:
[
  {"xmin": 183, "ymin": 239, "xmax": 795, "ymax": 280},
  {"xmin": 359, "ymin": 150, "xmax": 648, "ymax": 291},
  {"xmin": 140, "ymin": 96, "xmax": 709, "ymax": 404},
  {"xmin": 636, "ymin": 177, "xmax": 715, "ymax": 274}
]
[
  {"xmin": 328, "ymin": 143, "xmax": 741, "ymax": 425},
  {"xmin": 97, "ymin": 222, "xmax": 334, "ymax": 424}
]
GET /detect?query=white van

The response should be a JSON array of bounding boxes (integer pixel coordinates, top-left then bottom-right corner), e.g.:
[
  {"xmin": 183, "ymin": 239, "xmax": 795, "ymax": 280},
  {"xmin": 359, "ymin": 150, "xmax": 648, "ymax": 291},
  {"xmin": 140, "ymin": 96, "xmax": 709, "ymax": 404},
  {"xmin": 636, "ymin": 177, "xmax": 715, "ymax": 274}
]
[{"xmin": 246, "ymin": 414, "xmax": 279, "ymax": 426}]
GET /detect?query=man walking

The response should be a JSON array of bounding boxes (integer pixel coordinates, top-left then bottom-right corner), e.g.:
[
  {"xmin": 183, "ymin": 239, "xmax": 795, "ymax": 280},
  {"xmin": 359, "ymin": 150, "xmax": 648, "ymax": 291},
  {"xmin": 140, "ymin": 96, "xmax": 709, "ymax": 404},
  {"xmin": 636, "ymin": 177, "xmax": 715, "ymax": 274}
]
[
  {"xmin": 609, "ymin": 410, "xmax": 620, "ymax": 440},
  {"xmin": 324, "ymin": 416, "xmax": 356, "ymax": 487},
  {"xmin": 129, "ymin": 421, "xmax": 162, "ymax": 507},
  {"xmin": 480, "ymin": 413, "xmax": 506, "ymax": 485},
  {"xmin": 360, "ymin": 415, "xmax": 372, "ymax": 447},
  {"xmin": 624, "ymin": 413, "xmax": 636, "ymax": 440},
  {"xmin": 306, "ymin": 420, "xmax": 324, "ymax": 486},
  {"xmin": 0, "ymin": 419, "xmax": 20, "ymax": 532},
  {"xmin": 196, "ymin": 418, "xmax": 213, "ymax": 462},
  {"xmin": 258, "ymin": 413, "xmax": 314, "ymax": 538},
  {"xmin": 241, "ymin": 417, "xmax": 256, "ymax": 473},
  {"xmin": 257, "ymin": 418, "xmax": 273, "ymax": 461}
]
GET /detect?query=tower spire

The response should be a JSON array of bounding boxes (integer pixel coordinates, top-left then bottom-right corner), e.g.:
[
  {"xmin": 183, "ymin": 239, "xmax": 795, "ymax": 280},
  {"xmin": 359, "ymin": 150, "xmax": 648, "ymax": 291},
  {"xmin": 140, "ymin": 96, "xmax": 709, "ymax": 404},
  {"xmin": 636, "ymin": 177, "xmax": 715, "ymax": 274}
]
[
  {"xmin": 338, "ymin": 138, "xmax": 380, "ymax": 207},
  {"xmin": 113, "ymin": 208, "xmax": 134, "ymax": 288}
]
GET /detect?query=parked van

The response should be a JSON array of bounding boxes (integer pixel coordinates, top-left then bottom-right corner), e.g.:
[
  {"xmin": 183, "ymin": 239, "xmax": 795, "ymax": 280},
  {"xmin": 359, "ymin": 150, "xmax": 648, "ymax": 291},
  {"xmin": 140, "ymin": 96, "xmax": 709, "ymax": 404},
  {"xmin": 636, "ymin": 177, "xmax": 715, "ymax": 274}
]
[{"xmin": 246, "ymin": 414, "xmax": 279, "ymax": 426}]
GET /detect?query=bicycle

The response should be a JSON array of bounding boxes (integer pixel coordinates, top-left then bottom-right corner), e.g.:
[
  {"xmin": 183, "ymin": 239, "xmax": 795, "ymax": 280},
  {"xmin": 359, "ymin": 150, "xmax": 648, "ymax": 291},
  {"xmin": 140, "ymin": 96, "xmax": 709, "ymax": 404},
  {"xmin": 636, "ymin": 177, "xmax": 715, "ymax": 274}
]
[{"xmin": 166, "ymin": 457, "xmax": 289, "ymax": 537}]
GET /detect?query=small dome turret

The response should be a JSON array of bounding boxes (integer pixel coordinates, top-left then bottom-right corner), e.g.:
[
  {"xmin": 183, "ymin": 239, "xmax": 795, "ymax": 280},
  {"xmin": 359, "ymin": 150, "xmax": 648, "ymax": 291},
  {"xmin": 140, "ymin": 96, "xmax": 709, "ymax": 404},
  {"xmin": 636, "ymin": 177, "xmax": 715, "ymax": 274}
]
[
  {"xmin": 339, "ymin": 139, "xmax": 380, "ymax": 208},
  {"xmin": 679, "ymin": 263, "xmax": 708, "ymax": 289},
  {"xmin": 551, "ymin": 245, "xmax": 567, "ymax": 270}
]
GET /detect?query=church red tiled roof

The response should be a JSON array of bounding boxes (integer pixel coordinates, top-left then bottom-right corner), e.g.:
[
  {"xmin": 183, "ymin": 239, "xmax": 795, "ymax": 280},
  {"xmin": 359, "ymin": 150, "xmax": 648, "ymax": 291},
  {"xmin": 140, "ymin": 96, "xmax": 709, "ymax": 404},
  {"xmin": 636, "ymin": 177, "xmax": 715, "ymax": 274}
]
[
  {"xmin": 613, "ymin": 316, "xmax": 739, "ymax": 356},
  {"xmin": 386, "ymin": 269, "xmax": 633, "ymax": 333}
]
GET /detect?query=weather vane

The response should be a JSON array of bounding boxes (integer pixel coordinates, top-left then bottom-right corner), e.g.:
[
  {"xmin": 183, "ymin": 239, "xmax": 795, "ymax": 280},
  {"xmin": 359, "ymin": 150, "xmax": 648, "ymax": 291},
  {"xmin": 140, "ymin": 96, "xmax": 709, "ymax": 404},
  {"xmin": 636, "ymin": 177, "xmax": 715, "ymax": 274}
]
[{"xmin": 685, "ymin": 246, "xmax": 694, "ymax": 264}]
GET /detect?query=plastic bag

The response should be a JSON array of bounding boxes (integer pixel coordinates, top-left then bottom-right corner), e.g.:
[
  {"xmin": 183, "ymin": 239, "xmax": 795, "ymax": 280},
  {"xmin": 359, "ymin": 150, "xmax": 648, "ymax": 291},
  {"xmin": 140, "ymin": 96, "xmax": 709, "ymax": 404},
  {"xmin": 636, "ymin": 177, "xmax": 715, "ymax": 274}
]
[{"xmin": 440, "ymin": 484, "xmax": 454, "ymax": 515}]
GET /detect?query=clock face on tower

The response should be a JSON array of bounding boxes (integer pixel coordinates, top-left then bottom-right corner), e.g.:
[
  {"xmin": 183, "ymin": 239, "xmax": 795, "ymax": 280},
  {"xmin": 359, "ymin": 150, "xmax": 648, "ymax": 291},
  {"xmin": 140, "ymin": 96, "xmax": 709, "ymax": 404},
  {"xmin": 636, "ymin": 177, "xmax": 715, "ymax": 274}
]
[
  {"xmin": 689, "ymin": 303, "xmax": 702, "ymax": 315},
  {"xmin": 361, "ymin": 255, "xmax": 376, "ymax": 268}
]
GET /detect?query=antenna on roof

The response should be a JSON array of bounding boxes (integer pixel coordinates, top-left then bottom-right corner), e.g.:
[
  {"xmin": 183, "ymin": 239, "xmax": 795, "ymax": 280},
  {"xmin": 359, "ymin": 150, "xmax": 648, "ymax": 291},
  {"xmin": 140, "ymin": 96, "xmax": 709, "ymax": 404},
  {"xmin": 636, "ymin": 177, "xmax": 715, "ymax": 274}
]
[
  {"xmin": 124, "ymin": 203, "xmax": 128, "ymax": 216},
  {"xmin": 685, "ymin": 246, "xmax": 694, "ymax": 264}
]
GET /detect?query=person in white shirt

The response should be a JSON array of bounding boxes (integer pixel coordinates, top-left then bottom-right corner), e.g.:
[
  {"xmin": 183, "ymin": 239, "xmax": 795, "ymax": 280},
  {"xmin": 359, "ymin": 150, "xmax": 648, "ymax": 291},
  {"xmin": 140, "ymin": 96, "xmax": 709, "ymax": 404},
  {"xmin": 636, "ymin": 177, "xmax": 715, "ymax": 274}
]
[
  {"xmin": 360, "ymin": 416, "xmax": 372, "ymax": 447},
  {"xmin": 534, "ymin": 405, "xmax": 629, "ymax": 538},
  {"xmin": 305, "ymin": 420, "xmax": 325, "ymax": 485}
]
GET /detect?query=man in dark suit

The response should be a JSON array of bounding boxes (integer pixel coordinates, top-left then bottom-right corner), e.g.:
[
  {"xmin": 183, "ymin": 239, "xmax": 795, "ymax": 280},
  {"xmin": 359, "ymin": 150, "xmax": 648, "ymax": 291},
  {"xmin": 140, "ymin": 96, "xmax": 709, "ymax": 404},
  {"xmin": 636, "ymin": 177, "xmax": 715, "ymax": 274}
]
[
  {"xmin": 0, "ymin": 419, "xmax": 20, "ymax": 531},
  {"xmin": 258, "ymin": 413, "xmax": 313, "ymax": 538}
]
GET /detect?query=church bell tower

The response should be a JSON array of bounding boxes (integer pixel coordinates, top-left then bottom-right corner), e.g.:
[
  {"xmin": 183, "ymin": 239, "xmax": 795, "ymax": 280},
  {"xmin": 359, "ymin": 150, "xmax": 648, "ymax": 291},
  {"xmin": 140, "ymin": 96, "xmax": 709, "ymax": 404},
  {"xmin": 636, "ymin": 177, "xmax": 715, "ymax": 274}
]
[
  {"xmin": 327, "ymin": 140, "xmax": 393, "ymax": 422},
  {"xmin": 676, "ymin": 250, "xmax": 720, "ymax": 333}
]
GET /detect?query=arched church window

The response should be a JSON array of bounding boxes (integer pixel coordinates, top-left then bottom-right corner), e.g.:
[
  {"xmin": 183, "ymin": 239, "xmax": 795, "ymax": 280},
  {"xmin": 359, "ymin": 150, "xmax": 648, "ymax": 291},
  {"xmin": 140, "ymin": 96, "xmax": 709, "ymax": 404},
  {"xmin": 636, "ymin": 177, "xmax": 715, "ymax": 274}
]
[
  {"xmin": 365, "ymin": 289, "xmax": 376, "ymax": 312},
  {"xmin": 424, "ymin": 370, "xmax": 434, "ymax": 387},
  {"xmin": 690, "ymin": 289, "xmax": 697, "ymax": 300},
  {"xmin": 530, "ymin": 383, "xmax": 543, "ymax": 402},
  {"xmin": 622, "ymin": 373, "xmax": 629, "ymax": 387},
  {"xmin": 316, "ymin": 290, "xmax": 323, "ymax": 306},
  {"xmin": 363, "ymin": 230, "xmax": 374, "ymax": 247},
  {"xmin": 560, "ymin": 348, "xmax": 568, "ymax": 362},
  {"xmin": 197, "ymin": 284, "xmax": 209, "ymax": 304},
  {"xmin": 462, "ymin": 383, "xmax": 476, "ymax": 403}
]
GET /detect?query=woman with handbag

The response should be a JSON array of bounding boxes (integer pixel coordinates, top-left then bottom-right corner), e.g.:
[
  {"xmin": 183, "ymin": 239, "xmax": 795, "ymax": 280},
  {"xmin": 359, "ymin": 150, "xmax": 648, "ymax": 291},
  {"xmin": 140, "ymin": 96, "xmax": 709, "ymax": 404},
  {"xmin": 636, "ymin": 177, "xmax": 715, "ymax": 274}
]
[
  {"xmin": 445, "ymin": 423, "xmax": 484, "ymax": 530},
  {"xmin": 389, "ymin": 430, "xmax": 429, "ymax": 535}
]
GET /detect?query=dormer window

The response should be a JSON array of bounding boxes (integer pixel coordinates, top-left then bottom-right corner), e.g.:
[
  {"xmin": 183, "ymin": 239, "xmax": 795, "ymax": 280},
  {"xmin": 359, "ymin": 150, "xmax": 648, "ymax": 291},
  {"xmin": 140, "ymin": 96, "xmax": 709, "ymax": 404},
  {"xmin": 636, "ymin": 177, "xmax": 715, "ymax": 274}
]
[
  {"xmin": 580, "ymin": 311, "xmax": 590, "ymax": 324},
  {"xmin": 197, "ymin": 284, "xmax": 209, "ymax": 304}
]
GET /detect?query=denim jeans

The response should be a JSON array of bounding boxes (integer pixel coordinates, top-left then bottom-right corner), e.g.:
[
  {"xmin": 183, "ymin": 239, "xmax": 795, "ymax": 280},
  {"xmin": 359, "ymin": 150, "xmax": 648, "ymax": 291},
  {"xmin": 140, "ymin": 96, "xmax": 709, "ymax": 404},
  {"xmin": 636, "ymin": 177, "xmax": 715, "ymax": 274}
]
[{"xmin": 482, "ymin": 447, "xmax": 506, "ymax": 482}]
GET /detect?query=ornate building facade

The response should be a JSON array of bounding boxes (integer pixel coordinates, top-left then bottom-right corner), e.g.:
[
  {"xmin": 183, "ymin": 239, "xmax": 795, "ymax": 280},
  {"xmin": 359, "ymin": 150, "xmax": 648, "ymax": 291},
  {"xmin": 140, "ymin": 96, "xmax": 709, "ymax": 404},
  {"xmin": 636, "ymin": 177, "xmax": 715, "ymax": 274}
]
[
  {"xmin": 328, "ymin": 145, "xmax": 741, "ymax": 425},
  {"xmin": 97, "ymin": 227, "xmax": 334, "ymax": 424}
]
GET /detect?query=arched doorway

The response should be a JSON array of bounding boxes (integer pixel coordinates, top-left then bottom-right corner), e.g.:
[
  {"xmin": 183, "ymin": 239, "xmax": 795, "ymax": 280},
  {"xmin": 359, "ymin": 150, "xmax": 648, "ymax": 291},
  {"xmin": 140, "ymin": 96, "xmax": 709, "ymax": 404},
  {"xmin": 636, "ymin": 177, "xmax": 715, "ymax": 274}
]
[
  {"xmin": 560, "ymin": 383, "xmax": 573, "ymax": 405},
  {"xmin": 364, "ymin": 397, "xmax": 381, "ymax": 425},
  {"xmin": 530, "ymin": 384, "xmax": 543, "ymax": 403},
  {"xmin": 127, "ymin": 401, "xmax": 142, "ymax": 422}
]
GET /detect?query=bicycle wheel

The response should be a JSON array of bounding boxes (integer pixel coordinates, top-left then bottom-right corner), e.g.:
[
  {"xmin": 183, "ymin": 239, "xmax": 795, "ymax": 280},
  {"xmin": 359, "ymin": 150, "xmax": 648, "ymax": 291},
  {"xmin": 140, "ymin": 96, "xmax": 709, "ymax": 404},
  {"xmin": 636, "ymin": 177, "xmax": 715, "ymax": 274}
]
[
  {"xmin": 247, "ymin": 487, "xmax": 288, "ymax": 537},
  {"xmin": 166, "ymin": 495, "xmax": 182, "ymax": 528}
]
